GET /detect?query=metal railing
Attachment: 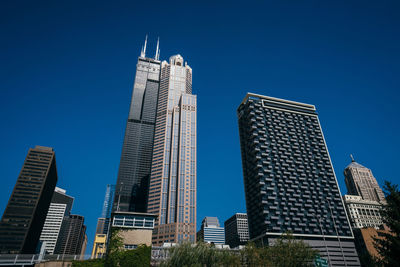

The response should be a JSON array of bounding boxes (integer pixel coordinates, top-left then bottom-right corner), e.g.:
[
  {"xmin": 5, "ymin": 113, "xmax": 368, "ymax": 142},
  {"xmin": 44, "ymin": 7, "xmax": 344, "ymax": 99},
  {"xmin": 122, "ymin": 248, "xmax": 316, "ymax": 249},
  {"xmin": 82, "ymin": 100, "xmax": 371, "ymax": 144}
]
[{"xmin": 0, "ymin": 254, "xmax": 88, "ymax": 266}]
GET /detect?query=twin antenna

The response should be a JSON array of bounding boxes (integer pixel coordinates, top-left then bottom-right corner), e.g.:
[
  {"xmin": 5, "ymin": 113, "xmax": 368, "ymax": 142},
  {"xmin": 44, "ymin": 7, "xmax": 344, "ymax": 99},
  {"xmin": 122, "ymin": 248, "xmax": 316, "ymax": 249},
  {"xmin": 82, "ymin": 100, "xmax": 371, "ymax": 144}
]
[{"xmin": 140, "ymin": 35, "xmax": 160, "ymax": 60}]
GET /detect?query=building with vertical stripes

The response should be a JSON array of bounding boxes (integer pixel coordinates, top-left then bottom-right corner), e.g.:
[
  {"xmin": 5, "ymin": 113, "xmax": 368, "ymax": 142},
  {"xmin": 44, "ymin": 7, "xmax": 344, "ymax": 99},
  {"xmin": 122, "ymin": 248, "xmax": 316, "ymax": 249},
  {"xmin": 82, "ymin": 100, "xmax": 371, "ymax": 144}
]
[
  {"xmin": 112, "ymin": 37, "xmax": 161, "ymax": 214},
  {"xmin": 147, "ymin": 54, "xmax": 196, "ymax": 245},
  {"xmin": 39, "ymin": 187, "xmax": 74, "ymax": 254}
]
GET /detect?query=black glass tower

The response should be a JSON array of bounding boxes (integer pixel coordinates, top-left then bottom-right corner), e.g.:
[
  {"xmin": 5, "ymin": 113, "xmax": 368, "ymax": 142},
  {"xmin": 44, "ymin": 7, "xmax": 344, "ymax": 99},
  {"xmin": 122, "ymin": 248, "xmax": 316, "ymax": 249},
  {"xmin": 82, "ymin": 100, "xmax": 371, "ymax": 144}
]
[
  {"xmin": 238, "ymin": 93, "xmax": 360, "ymax": 266},
  {"xmin": 0, "ymin": 146, "xmax": 58, "ymax": 254},
  {"xmin": 113, "ymin": 39, "xmax": 161, "ymax": 213}
]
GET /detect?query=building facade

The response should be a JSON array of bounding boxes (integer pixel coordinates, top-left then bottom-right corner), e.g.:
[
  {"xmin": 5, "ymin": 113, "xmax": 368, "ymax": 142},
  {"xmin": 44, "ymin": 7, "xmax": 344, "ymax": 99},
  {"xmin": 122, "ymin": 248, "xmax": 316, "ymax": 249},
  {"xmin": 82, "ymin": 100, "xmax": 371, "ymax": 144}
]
[
  {"xmin": 39, "ymin": 187, "xmax": 74, "ymax": 254},
  {"xmin": 197, "ymin": 217, "xmax": 225, "ymax": 245},
  {"xmin": 147, "ymin": 54, "xmax": 197, "ymax": 245},
  {"xmin": 342, "ymin": 195, "xmax": 384, "ymax": 229},
  {"xmin": 0, "ymin": 146, "xmax": 58, "ymax": 254},
  {"xmin": 111, "ymin": 211, "xmax": 157, "ymax": 249},
  {"xmin": 91, "ymin": 234, "xmax": 107, "ymax": 259},
  {"xmin": 224, "ymin": 213, "xmax": 249, "ymax": 248},
  {"xmin": 237, "ymin": 93, "xmax": 360, "ymax": 266},
  {"xmin": 344, "ymin": 158, "xmax": 385, "ymax": 203},
  {"xmin": 113, "ymin": 38, "xmax": 161, "ymax": 213},
  {"xmin": 55, "ymin": 214, "xmax": 87, "ymax": 255}
]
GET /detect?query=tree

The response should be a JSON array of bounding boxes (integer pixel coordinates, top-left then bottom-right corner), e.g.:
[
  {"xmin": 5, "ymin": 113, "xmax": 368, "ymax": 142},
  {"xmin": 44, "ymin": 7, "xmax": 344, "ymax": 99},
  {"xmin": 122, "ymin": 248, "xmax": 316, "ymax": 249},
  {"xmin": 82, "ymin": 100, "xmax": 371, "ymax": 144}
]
[
  {"xmin": 159, "ymin": 242, "xmax": 240, "ymax": 267},
  {"xmin": 104, "ymin": 228, "xmax": 124, "ymax": 267},
  {"xmin": 374, "ymin": 181, "xmax": 400, "ymax": 266},
  {"xmin": 264, "ymin": 233, "xmax": 318, "ymax": 267},
  {"xmin": 119, "ymin": 245, "xmax": 151, "ymax": 267}
]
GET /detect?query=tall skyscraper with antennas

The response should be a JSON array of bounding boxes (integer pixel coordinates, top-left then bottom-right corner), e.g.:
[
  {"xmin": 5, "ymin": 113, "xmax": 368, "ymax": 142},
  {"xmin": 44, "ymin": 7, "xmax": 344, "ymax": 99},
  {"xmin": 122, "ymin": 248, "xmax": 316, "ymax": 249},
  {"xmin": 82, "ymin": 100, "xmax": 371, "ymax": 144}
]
[
  {"xmin": 112, "ymin": 37, "xmax": 197, "ymax": 246},
  {"xmin": 112, "ymin": 36, "xmax": 162, "ymax": 213}
]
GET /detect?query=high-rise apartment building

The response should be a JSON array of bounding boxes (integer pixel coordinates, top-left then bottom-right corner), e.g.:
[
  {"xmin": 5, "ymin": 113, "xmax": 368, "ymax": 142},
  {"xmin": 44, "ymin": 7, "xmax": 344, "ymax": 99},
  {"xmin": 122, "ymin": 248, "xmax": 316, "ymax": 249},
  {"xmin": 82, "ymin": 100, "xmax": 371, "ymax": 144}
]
[
  {"xmin": 0, "ymin": 146, "xmax": 58, "ymax": 254},
  {"xmin": 237, "ymin": 93, "xmax": 360, "ymax": 266},
  {"xmin": 147, "ymin": 54, "xmax": 197, "ymax": 245},
  {"xmin": 113, "ymin": 37, "xmax": 161, "ymax": 213},
  {"xmin": 344, "ymin": 157, "xmax": 385, "ymax": 203},
  {"xmin": 224, "ymin": 213, "xmax": 249, "ymax": 248},
  {"xmin": 197, "ymin": 217, "xmax": 225, "ymax": 245},
  {"xmin": 39, "ymin": 187, "xmax": 74, "ymax": 254},
  {"xmin": 55, "ymin": 214, "xmax": 87, "ymax": 255}
]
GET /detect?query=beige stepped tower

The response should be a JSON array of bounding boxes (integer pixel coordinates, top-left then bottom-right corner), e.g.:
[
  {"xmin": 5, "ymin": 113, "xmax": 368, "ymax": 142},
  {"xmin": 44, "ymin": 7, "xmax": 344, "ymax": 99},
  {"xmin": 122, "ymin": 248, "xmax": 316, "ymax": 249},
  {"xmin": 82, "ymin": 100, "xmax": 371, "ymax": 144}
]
[
  {"xmin": 147, "ymin": 54, "xmax": 197, "ymax": 245},
  {"xmin": 344, "ymin": 156, "xmax": 385, "ymax": 203}
]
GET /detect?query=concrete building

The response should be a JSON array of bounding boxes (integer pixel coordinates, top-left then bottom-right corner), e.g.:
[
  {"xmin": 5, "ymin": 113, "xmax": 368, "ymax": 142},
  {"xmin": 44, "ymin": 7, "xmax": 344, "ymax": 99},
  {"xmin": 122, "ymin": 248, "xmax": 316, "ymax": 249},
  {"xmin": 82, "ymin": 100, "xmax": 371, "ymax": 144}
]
[
  {"xmin": 344, "ymin": 157, "xmax": 385, "ymax": 203},
  {"xmin": 39, "ymin": 187, "xmax": 74, "ymax": 254},
  {"xmin": 237, "ymin": 93, "xmax": 360, "ymax": 266},
  {"xmin": 112, "ymin": 37, "xmax": 161, "ymax": 213},
  {"xmin": 111, "ymin": 211, "xmax": 157, "ymax": 249},
  {"xmin": 342, "ymin": 195, "xmax": 384, "ymax": 229},
  {"xmin": 147, "ymin": 54, "xmax": 197, "ymax": 245},
  {"xmin": 0, "ymin": 146, "xmax": 58, "ymax": 254},
  {"xmin": 197, "ymin": 217, "xmax": 225, "ymax": 245},
  {"xmin": 224, "ymin": 213, "xmax": 249, "ymax": 248}
]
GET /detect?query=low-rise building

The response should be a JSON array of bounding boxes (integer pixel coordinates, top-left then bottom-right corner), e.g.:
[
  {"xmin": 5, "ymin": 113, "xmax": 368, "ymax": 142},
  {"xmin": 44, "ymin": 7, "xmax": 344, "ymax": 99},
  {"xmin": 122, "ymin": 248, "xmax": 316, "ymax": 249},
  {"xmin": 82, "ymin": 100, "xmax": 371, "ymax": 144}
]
[{"xmin": 111, "ymin": 211, "xmax": 157, "ymax": 249}]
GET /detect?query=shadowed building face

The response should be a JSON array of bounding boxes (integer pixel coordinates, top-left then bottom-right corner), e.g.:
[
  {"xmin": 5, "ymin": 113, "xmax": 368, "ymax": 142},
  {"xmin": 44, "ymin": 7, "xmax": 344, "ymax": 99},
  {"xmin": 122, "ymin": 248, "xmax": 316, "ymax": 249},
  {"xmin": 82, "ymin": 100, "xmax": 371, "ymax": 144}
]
[{"xmin": 0, "ymin": 146, "xmax": 58, "ymax": 254}]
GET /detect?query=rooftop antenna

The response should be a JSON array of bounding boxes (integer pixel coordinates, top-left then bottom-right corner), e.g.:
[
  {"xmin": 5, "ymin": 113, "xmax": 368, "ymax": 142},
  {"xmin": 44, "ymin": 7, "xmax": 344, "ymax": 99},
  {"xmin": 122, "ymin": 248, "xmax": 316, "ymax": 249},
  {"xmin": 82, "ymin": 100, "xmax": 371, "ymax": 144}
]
[
  {"xmin": 155, "ymin": 37, "xmax": 160, "ymax": 60},
  {"xmin": 350, "ymin": 154, "xmax": 355, "ymax": 162},
  {"xmin": 140, "ymin": 35, "xmax": 148, "ymax": 57}
]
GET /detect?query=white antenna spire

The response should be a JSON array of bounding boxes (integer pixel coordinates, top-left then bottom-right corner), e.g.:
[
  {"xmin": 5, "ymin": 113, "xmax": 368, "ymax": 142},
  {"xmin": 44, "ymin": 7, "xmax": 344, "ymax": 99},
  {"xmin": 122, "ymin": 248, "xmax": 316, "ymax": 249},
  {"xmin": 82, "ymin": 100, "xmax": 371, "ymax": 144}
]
[
  {"xmin": 155, "ymin": 37, "xmax": 160, "ymax": 60},
  {"xmin": 140, "ymin": 35, "xmax": 148, "ymax": 58}
]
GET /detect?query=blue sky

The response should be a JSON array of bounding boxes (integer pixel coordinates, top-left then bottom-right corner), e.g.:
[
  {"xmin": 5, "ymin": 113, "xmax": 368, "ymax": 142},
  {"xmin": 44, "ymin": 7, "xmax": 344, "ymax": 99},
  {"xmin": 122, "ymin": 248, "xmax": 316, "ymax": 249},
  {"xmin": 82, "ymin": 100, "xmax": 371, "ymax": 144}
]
[{"xmin": 1, "ymin": 0, "xmax": 399, "ymax": 252}]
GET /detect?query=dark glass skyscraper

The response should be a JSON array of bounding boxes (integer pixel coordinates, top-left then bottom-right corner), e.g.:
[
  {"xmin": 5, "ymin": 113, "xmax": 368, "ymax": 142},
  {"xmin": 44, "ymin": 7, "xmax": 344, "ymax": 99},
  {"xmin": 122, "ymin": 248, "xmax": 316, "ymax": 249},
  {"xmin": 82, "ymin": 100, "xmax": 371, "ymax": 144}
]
[
  {"xmin": 55, "ymin": 214, "xmax": 86, "ymax": 255},
  {"xmin": 113, "ymin": 38, "xmax": 161, "ymax": 213},
  {"xmin": 0, "ymin": 146, "xmax": 58, "ymax": 254},
  {"xmin": 238, "ymin": 93, "xmax": 360, "ymax": 266}
]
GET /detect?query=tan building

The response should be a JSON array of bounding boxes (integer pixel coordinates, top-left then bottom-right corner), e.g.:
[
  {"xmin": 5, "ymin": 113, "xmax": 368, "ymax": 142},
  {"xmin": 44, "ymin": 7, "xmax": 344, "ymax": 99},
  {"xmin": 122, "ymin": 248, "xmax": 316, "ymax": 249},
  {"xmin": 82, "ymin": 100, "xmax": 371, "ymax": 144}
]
[
  {"xmin": 344, "ymin": 156, "xmax": 385, "ymax": 203},
  {"xmin": 111, "ymin": 211, "xmax": 157, "ymax": 249},
  {"xmin": 147, "ymin": 55, "xmax": 197, "ymax": 245},
  {"xmin": 91, "ymin": 234, "xmax": 107, "ymax": 259}
]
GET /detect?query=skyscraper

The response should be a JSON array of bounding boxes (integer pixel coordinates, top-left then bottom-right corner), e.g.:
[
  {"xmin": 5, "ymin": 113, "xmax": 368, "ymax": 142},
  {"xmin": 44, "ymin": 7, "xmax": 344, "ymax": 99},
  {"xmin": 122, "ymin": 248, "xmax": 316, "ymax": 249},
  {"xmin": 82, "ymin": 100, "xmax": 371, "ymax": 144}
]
[
  {"xmin": 197, "ymin": 217, "xmax": 225, "ymax": 245},
  {"xmin": 0, "ymin": 146, "xmax": 58, "ymax": 254},
  {"xmin": 237, "ymin": 93, "xmax": 360, "ymax": 266},
  {"xmin": 55, "ymin": 214, "xmax": 87, "ymax": 255},
  {"xmin": 96, "ymin": 184, "xmax": 115, "ymax": 235},
  {"xmin": 224, "ymin": 213, "xmax": 249, "ymax": 248},
  {"xmin": 147, "ymin": 54, "xmax": 197, "ymax": 245},
  {"xmin": 113, "ymin": 36, "xmax": 161, "ymax": 213},
  {"xmin": 344, "ymin": 157, "xmax": 385, "ymax": 203},
  {"xmin": 39, "ymin": 187, "xmax": 74, "ymax": 254}
]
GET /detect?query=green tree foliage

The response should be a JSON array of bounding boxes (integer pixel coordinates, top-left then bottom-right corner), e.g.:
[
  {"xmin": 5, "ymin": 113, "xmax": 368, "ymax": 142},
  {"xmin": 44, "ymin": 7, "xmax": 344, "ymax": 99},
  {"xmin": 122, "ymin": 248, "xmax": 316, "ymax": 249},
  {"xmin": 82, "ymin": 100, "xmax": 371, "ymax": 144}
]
[
  {"xmin": 72, "ymin": 228, "xmax": 152, "ymax": 267},
  {"xmin": 105, "ymin": 228, "xmax": 124, "ymax": 267},
  {"xmin": 374, "ymin": 181, "xmax": 400, "ymax": 267},
  {"xmin": 160, "ymin": 233, "xmax": 317, "ymax": 267},
  {"xmin": 119, "ymin": 245, "xmax": 151, "ymax": 267},
  {"xmin": 159, "ymin": 242, "xmax": 240, "ymax": 267},
  {"xmin": 265, "ymin": 233, "xmax": 318, "ymax": 267}
]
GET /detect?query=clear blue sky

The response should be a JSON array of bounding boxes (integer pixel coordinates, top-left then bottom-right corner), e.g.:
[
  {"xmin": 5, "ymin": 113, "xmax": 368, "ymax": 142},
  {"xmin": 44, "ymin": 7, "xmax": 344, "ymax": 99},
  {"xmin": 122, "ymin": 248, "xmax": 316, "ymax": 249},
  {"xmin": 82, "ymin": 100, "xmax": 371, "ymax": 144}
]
[{"xmin": 1, "ymin": 0, "xmax": 399, "ymax": 253}]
